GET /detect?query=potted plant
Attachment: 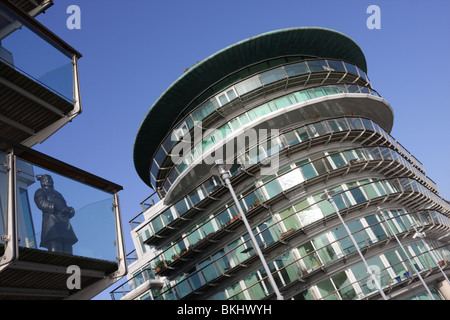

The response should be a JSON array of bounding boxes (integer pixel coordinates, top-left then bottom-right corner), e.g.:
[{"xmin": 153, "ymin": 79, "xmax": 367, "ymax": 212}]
[{"xmin": 155, "ymin": 260, "xmax": 165, "ymax": 272}]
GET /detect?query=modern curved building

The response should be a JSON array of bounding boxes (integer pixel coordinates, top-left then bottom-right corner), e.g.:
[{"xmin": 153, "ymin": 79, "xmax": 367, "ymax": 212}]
[{"xmin": 113, "ymin": 27, "xmax": 450, "ymax": 300}]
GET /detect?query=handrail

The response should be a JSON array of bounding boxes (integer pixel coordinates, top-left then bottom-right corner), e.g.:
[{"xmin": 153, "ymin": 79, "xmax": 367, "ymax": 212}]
[{"xmin": 112, "ymin": 208, "xmax": 450, "ymax": 300}]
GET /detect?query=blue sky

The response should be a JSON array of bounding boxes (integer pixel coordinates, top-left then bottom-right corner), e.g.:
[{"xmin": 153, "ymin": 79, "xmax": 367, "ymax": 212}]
[{"xmin": 31, "ymin": 0, "xmax": 450, "ymax": 299}]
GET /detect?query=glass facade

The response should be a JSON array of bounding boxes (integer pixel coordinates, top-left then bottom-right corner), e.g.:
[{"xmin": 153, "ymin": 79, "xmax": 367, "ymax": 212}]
[
  {"xmin": 0, "ymin": 2, "xmax": 76, "ymax": 101},
  {"xmin": 150, "ymin": 58, "xmax": 374, "ymax": 190},
  {"xmin": 120, "ymin": 28, "xmax": 450, "ymax": 302}
]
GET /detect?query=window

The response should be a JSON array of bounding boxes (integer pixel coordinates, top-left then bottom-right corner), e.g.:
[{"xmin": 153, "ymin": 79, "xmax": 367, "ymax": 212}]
[
  {"xmin": 313, "ymin": 234, "xmax": 337, "ymax": 265},
  {"xmin": 364, "ymin": 215, "xmax": 387, "ymax": 242},
  {"xmin": 332, "ymin": 272, "xmax": 357, "ymax": 300},
  {"xmin": 235, "ymin": 75, "xmax": 262, "ymax": 96},
  {"xmin": 297, "ymin": 242, "xmax": 321, "ymax": 272},
  {"xmin": 284, "ymin": 61, "xmax": 308, "ymax": 76},
  {"xmin": 19, "ymin": 188, "xmax": 37, "ymax": 248},
  {"xmin": 307, "ymin": 60, "xmax": 329, "ymax": 72},
  {"xmin": 346, "ymin": 182, "xmax": 367, "ymax": 204},
  {"xmin": 316, "ymin": 278, "xmax": 339, "ymax": 300},
  {"xmin": 279, "ymin": 206, "xmax": 300, "ymax": 231},
  {"xmin": 248, "ymin": 103, "xmax": 272, "ymax": 121},
  {"xmin": 326, "ymin": 60, "xmax": 346, "ymax": 72},
  {"xmin": 344, "ymin": 62, "xmax": 358, "ymax": 75},
  {"xmin": 260, "ymin": 67, "xmax": 286, "ymax": 85}
]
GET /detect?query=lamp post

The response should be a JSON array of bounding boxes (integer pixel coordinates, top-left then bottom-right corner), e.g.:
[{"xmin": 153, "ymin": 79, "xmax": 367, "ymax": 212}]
[
  {"xmin": 321, "ymin": 190, "xmax": 388, "ymax": 300},
  {"xmin": 377, "ymin": 207, "xmax": 435, "ymax": 300},
  {"xmin": 211, "ymin": 160, "xmax": 284, "ymax": 300},
  {"xmin": 411, "ymin": 224, "xmax": 450, "ymax": 286}
]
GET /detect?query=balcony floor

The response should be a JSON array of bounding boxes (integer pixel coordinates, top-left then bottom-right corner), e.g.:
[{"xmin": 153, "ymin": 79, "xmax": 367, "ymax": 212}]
[{"xmin": 0, "ymin": 245, "xmax": 118, "ymax": 300}]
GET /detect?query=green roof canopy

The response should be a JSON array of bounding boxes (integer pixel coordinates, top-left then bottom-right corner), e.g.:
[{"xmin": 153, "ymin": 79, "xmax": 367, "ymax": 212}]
[{"xmin": 134, "ymin": 27, "xmax": 368, "ymax": 187}]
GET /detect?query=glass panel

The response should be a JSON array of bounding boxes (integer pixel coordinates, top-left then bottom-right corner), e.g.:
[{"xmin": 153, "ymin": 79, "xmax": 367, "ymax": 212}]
[
  {"xmin": 235, "ymin": 75, "xmax": 262, "ymax": 95},
  {"xmin": 357, "ymin": 68, "xmax": 368, "ymax": 81},
  {"xmin": 244, "ymin": 273, "xmax": 266, "ymax": 300},
  {"xmin": 274, "ymin": 95, "xmax": 293, "ymax": 109},
  {"xmin": 346, "ymin": 118, "xmax": 364, "ymax": 130},
  {"xmin": 192, "ymin": 100, "xmax": 215, "ymax": 122},
  {"xmin": 174, "ymin": 198, "xmax": 189, "ymax": 216},
  {"xmin": 384, "ymin": 251, "xmax": 407, "ymax": 280},
  {"xmin": 332, "ymin": 272, "xmax": 357, "ymax": 300},
  {"xmin": 284, "ymin": 61, "xmax": 308, "ymax": 77},
  {"xmin": 260, "ymin": 67, "xmax": 286, "ymax": 85},
  {"xmin": 277, "ymin": 169, "xmax": 304, "ymax": 191},
  {"xmin": 0, "ymin": 152, "xmax": 8, "ymax": 244},
  {"xmin": 151, "ymin": 216, "xmax": 165, "ymax": 234},
  {"xmin": 217, "ymin": 93, "xmax": 228, "ymax": 106},
  {"xmin": 298, "ymin": 242, "xmax": 320, "ymax": 272},
  {"xmin": 263, "ymin": 179, "xmax": 282, "ymax": 199},
  {"xmin": 326, "ymin": 60, "xmax": 346, "ymax": 72},
  {"xmin": 347, "ymin": 183, "xmax": 367, "ymax": 204},
  {"xmin": 299, "ymin": 162, "xmax": 317, "ymax": 180},
  {"xmin": 283, "ymin": 131, "xmax": 299, "ymax": 146},
  {"xmin": 199, "ymin": 258, "xmax": 219, "ymax": 283},
  {"xmin": 365, "ymin": 215, "xmax": 387, "ymax": 242},
  {"xmin": 279, "ymin": 207, "xmax": 300, "ymax": 231},
  {"xmin": 230, "ymin": 118, "xmax": 241, "ymax": 131},
  {"xmin": 248, "ymin": 103, "xmax": 272, "ymax": 121},
  {"xmin": 313, "ymin": 234, "xmax": 336, "ymax": 264},
  {"xmin": 226, "ymin": 89, "xmax": 237, "ymax": 100},
  {"xmin": 0, "ymin": 7, "xmax": 74, "ymax": 100},
  {"xmin": 307, "ymin": 60, "xmax": 329, "ymax": 72},
  {"xmin": 295, "ymin": 127, "xmax": 309, "ymax": 141},
  {"xmin": 16, "ymin": 157, "xmax": 118, "ymax": 261},
  {"xmin": 316, "ymin": 278, "xmax": 338, "ymax": 300},
  {"xmin": 297, "ymin": 203, "xmax": 323, "ymax": 227},
  {"xmin": 313, "ymin": 195, "xmax": 335, "ymax": 216},
  {"xmin": 330, "ymin": 153, "xmax": 347, "ymax": 168},
  {"xmin": 344, "ymin": 62, "xmax": 358, "ymax": 76}
]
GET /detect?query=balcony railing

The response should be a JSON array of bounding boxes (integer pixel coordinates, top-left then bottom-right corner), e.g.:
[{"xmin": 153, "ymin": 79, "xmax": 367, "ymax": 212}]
[
  {"xmin": 0, "ymin": 138, "xmax": 127, "ymax": 299},
  {"xmin": 0, "ymin": 0, "xmax": 82, "ymax": 147},
  {"xmin": 131, "ymin": 116, "xmax": 433, "ymax": 242},
  {"xmin": 113, "ymin": 206, "xmax": 449, "ymax": 300}
]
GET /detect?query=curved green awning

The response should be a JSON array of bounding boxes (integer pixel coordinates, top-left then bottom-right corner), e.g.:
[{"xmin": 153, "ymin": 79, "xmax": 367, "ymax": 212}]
[{"xmin": 134, "ymin": 27, "xmax": 368, "ymax": 187}]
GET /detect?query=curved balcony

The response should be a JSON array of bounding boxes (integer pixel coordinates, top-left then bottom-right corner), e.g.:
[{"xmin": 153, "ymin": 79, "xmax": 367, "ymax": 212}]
[
  {"xmin": 148, "ymin": 58, "xmax": 377, "ymax": 191},
  {"xmin": 0, "ymin": 139, "xmax": 126, "ymax": 300},
  {"xmin": 227, "ymin": 240, "xmax": 450, "ymax": 301},
  {"xmin": 157, "ymin": 84, "xmax": 392, "ymax": 200},
  {"xmin": 133, "ymin": 117, "xmax": 435, "ymax": 248},
  {"xmin": 0, "ymin": 1, "xmax": 82, "ymax": 147},
  {"xmin": 120, "ymin": 206, "xmax": 449, "ymax": 300},
  {"xmin": 140, "ymin": 145, "xmax": 439, "ymax": 249},
  {"xmin": 136, "ymin": 176, "xmax": 449, "ymax": 296}
]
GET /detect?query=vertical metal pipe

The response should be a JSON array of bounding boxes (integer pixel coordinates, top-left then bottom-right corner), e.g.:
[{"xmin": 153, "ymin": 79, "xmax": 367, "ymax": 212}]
[
  {"xmin": 378, "ymin": 208, "xmax": 435, "ymax": 300},
  {"xmin": 322, "ymin": 190, "xmax": 389, "ymax": 300},
  {"xmin": 411, "ymin": 224, "xmax": 450, "ymax": 286},
  {"xmin": 212, "ymin": 160, "xmax": 284, "ymax": 300}
]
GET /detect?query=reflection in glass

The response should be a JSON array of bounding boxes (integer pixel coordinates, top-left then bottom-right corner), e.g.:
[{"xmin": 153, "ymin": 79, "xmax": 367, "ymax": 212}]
[{"xmin": 15, "ymin": 157, "xmax": 117, "ymax": 261}]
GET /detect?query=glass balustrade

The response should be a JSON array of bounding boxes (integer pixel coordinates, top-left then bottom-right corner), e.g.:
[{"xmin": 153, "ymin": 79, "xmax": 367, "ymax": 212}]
[
  {"xmin": 151, "ymin": 83, "xmax": 380, "ymax": 191},
  {"xmin": 0, "ymin": 155, "xmax": 120, "ymax": 262},
  {"xmin": 135, "ymin": 116, "xmax": 432, "ymax": 234},
  {"xmin": 138, "ymin": 143, "xmax": 442, "ymax": 244},
  {"xmin": 0, "ymin": 2, "xmax": 77, "ymax": 102},
  {"xmin": 131, "ymin": 177, "xmax": 449, "ymax": 300},
  {"xmin": 116, "ymin": 207, "xmax": 449, "ymax": 300}
]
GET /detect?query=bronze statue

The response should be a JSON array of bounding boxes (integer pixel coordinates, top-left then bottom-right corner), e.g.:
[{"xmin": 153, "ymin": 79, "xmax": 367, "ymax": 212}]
[{"xmin": 34, "ymin": 174, "xmax": 78, "ymax": 254}]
